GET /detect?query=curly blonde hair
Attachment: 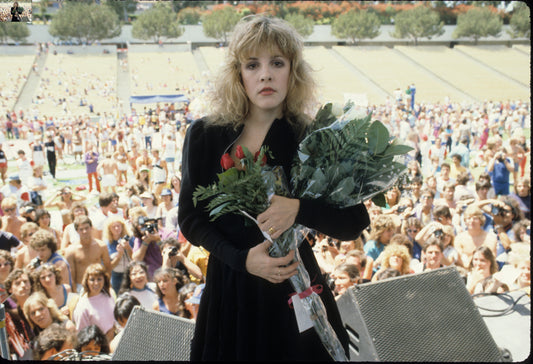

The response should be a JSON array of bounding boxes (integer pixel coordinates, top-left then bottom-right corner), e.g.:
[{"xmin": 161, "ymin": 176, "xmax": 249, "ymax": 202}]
[
  {"xmin": 206, "ymin": 15, "xmax": 316, "ymax": 138},
  {"xmin": 380, "ymin": 244, "xmax": 412, "ymax": 275}
]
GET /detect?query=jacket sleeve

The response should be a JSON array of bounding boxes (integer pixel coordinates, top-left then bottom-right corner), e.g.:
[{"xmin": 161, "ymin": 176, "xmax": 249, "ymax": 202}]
[
  {"xmin": 178, "ymin": 121, "xmax": 249, "ymax": 273},
  {"xmin": 296, "ymin": 199, "xmax": 370, "ymax": 241}
]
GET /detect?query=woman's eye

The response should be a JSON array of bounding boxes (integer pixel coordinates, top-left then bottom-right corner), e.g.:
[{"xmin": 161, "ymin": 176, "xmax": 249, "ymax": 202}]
[
  {"xmin": 246, "ymin": 62, "xmax": 258, "ymax": 70},
  {"xmin": 273, "ymin": 60, "xmax": 285, "ymax": 67}
]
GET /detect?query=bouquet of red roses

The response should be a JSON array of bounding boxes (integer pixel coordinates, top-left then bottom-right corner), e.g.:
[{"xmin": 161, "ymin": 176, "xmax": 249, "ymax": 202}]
[{"xmin": 193, "ymin": 102, "xmax": 412, "ymax": 360}]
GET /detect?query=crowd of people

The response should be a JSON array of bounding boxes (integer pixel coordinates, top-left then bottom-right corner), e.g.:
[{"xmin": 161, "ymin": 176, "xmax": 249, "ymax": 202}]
[
  {"xmin": 0, "ymin": 38, "xmax": 531, "ymax": 362},
  {"xmin": 0, "ymin": 2, "xmax": 31, "ymax": 22}
]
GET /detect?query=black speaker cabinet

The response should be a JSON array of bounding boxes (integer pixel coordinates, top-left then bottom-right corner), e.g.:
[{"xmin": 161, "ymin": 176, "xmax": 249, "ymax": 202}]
[
  {"xmin": 337, "ymin": 267, "xmax": 505, "ymax": 362},
  {"xmin": 112, "ymin": 306, "xmax": 195, "ymax": 361}
]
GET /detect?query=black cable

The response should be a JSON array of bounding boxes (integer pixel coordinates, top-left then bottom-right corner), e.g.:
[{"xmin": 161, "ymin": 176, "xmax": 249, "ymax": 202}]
[{"xmin": 472, "ymin": 291, "xmax": 530, "ymax": 317}]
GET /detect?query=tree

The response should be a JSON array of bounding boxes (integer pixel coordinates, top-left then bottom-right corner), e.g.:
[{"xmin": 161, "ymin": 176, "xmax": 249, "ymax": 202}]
[
  {"xmin": 453, "ymin": 6, "xmax": 503, "ymax": 44},
  {"xmin": 7, "ymin": 22, "xmax": 30, "ymax": 43},
  {"xmin": 284, "ymin": 13, "xmax": 314, "ymax": 38},
  {"xmin": 177, "ymin": 7, "xmax": 203, "ymax": 25},
  {"xmin": 391, "ymin": 6, "xmax": 444, "ymax": 45},
  {"xmin": 131, "ymin": 3, "xmax": 184, "ymax": 43},
  {"xmin": 508, "ymin": 2, "xmax": 530, "ymax": 39},
  {"xmin": 105, "ymin": 0, "xmax": 137, "ymax": 23},
  {"xmin": 331, "ymin": 9, "xmax": 381, "ymax": 45},
  {"xmin": 49, "ymin": 2, "xmax": 121, "ymax": 44},
  {"xmin": 202, "ymin": 6, "xmax": 242, "ymax": 45}
]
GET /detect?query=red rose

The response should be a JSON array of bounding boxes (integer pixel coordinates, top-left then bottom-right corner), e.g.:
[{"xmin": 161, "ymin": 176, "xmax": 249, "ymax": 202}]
[
  {"xmin": 235, "ymin": 145, "xmax": 245, "ymax": 159},
  {"xmin": 254, "ymin": 151, "xmax": 267, "ymax": 166},
  {"xmin": 220, "ymin": 153, "xmax": 234, "ymax": 170}
]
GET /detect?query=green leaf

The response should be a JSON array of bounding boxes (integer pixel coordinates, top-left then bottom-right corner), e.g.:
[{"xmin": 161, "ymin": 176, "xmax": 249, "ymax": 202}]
[
  {"xmin": 372, "ymin": 193, "xmax": 387, "ymax": 207},
  {"xmin": 367, "ymin": 120, "xmax": 389, "ymax": 155},
  {"xmin": 381, "ymin": 143, "xmax": 414, "ymax": 157},
  {"xmin": 329, "ymin": 177, "xmax": 356, "ymax": 203}
]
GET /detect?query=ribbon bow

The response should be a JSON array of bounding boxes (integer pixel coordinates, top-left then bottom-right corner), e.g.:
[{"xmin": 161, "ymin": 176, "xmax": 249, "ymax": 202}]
[{"xmin": 288, "ymin": 284, "xmax": 323, "ymax": 308}]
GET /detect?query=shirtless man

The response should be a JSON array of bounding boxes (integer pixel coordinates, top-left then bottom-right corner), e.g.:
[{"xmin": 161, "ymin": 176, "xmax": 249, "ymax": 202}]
[
  {"xmin": 98, "ymin": 153, "xmax": 118, "ymax": 193},
  {"xmin": 454, "ymin": 205, "xmax": 497, "ymax": 268},
  {"xmin": 0, "ymin": 196, "xmax": 26, "ymax": 240},
  {"xmin": 64, "ymin": 215, "xmax": 111, "ymax": 293}
]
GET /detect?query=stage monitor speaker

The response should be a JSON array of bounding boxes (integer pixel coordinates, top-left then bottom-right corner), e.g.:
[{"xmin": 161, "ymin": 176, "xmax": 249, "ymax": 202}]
[
  {"xmin": 337, "ymin": 267, "xmax": 505, "ymax": 362},
  {"xmin": 112, "ymin": 306, "xmax": 195, "ymax": 361}
]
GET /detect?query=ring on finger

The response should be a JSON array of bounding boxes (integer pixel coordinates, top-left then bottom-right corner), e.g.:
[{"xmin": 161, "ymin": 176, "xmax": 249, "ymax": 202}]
[{"xmin": 269, "ymin": 227, "xmax": 275, "ymax": 235}]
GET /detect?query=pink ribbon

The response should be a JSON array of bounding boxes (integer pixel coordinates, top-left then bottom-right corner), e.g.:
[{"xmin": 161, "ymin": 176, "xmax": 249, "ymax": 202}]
[{"xmin": 288, "ymin": 284, "xmax": 323, "ymax": 308}]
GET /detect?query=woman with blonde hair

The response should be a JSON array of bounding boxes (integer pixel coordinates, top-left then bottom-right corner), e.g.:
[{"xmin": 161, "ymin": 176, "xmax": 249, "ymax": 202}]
[
  {"xmin": 23, "ymin": 291, "xmax": 76, "ymax": 336},
  {"xmin": 178, "ymin": 15, "xmax": 370, "ymax": 361},
  {"xmin": 103, "ymin": 216, "xmax": 133, "ymax": 295},
  {"xmin": 364, "ymin": 214, "xmax": 396, "ymax": 264},
  {"xmin": 372, "ymin": 244, "xmax": 412, "ymax": 282}
]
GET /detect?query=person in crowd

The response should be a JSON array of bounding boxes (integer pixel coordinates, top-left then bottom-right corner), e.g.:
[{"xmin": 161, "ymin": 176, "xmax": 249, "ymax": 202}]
[
  {"xmin": 114, "ymin": 144, "xmax": 129, "ymax": 187},
  {"xmin": 150, "ymin": 149, "xmax": 168, "ymax": 196},
  {"xmin": 344, "ymin": 250, "xmax": 372, "ymax": 282},
  {"xmin": 169, "ymin": 174, "xmax": 181, "ymax": 204},
  {"xmin": 373, "ymin": 267, "xmax": 401, "ymax": 281},
  {"xmin": 73, "ymin": 263, "xmax": 116, "ymax": 342},
  {"xmin": 183, "ymin": 283, "xmax": 203, "ymax": 321},
  {"xmin": 22, "ymin": 291, "xmax": 76, "ymax": 336},
  {"xmin": 406, "ymin": 175, "xmax": 423, "ymax": 207},
  {"xmin": 1, "ymin": 196, "xmax": 27, "ymax": 240},
  {"xmin": 454, "ymin": 205, "xmax": 498, "ymax": 268},
  {"xmin": 103, "ymin": 216, "xmax": 134, "ymax": 295},
  {"xmin": 97, "ymin": 153, "xmax": 118, "ymax": 194},
  {"xmin": 487, "ymin": 147, "xmax": 514, "ymax": 196},
  {"xmin": 440, "ymin": 224, "xmax": 459, "ymax": 266},
  {"xmin": 28, "ymin": 166, "xmax": 46, "ymax": 208},
  {"xmin": 90, "ymin": 192, "xmax": 124, "ymax": 240},
  {"xmin": 139, "ymin": 191, "xmax": 158, "ymax": 218},
  {"xmin": 32, "ymin": 322, "xmax": 77, "ymax": 361},
  {"xmin": 109, "ymin": 293, "xmax": 141, "ymax": 353},
  {"xmin": 0, "ymin": 250, "xmax": 15, "ymax": 302},
  {"xmin": 162, "ymin": 133, "xmax": 177, "ymax": 176},
  {"xmin": 477, "ymin": 171, "xmax": 497, "ymax": 199},
  {"xmin": 413, "ymin": 188, "xmax": 436, "ymax": 225},
  {"xmin": 177, "ymin": 15, "xmax": 370, "ymax": 361},
  {"xmin": 14, "ymin": 222, "xmax": 39, "ymax": 269},
  {"xmin": 3, "ymin": 269, "xmax": 35, "ymax": 359},
  {"xmin": 436, "ymin": 162, "xmax": 455, "ymax": 197},
  {"xmin": 434, "ymin": 181, "xmax": 457, "ymax": 212},
  {"xmin": 118, "ymin": 260, "xmax": 158, "ymax": 308},
  {"xmin": 135, "ymin": 166, "xmax": 151, "ymax": 193},
  {"xmin": 64, "ymin": 216, "xmax": 111, "ymax": 293},
  {"xmin": 371, "ymin": 244, "xmax": 412, "ymax": 282},
  {"xmin": 0, "ymin": 142, "xmax": 8, "ymax": 184},
  {"xmin": 130, "ymin": 206, "xmax": 175, "ymax": 280},
  {"xmin": 29, "ymin": 229, "xmax": 71, "ymax": 289},
  {"xmin": 60, "ymin": 202, "xmax": 88, "ymax": 251},
  {"xmin": 510, "ymin": 257, "xmax": 530, "ymax": 294},
  {"xmin": 475, "ymin": 179, "xmax": 492, "ymax": 202},
  {"xmin": 44, "ymin": 186, "xmax": 87, "ymax": 212},
  {"xmin": 466, "ymin": 246, "xmax": 509, "ymax": 294},
  {"xmin": 156, "ymin": 188, "xmax": 174, "ymax": 228},
  {"xmin": 31, "ymin": 263, "xmax": 73, "ymax": 318},
  {"xmin": 152, "ymin": 266, "xmax": 189, "ymax": 318},
  {"xmin": 34, "ymin": 208, "xmax": 62, "ymax": 245},
  {"xmin": 363, "ymin": 214, "xmax": 395, "ymax": 268},
  {"xmin": 0, "ymin": 175, "xmax": 31, "ymax": 208},
  {"xmin": 419, "ymin": 237, "xmax": 445, "ymax": 272},
  {"xmin": 75, "ymin": 324, "xmax": 110, "ymax": 354},
  {"xmin": 159, "ymin": 236, "xmax": 203, "ymax": 283},
  {"xmin": 44, "ymin": 133, "xmax": 58, "ymax": 180},
  {"xmin": 509, "ymin": 177, "xmax": 530, "ymax": 220},
  {"xmin": 84, "ymin": 143, "xmax": 101, "ymax": 194},
  {"xmin": 384, "ymin": 186, "xmax": 401, "ymax": 210},
  {"xmin": 0, "ymin": 218, "xmax": 22, "ymax": 254},
  {"xmin": 332, "ymin": 263, "xmax": 360, "ymax": 299}
]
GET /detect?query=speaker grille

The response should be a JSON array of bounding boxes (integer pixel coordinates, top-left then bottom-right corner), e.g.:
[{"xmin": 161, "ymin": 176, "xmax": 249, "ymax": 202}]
[
  {"xmin": 112, "ymin": 307, "xmax": 195, "ymax": 361},
  {"xmin": 344, "ymin": 267, "xmax": 503, "ymax": 361}
]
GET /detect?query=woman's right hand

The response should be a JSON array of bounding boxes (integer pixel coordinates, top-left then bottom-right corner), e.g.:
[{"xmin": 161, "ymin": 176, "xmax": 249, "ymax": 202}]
[{"xmin": 246, "ymin": 240, "xmax": 298, "ymax": 284}]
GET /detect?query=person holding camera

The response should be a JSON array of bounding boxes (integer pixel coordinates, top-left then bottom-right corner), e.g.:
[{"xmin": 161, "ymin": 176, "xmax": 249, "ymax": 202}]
[
  {"xmin": 129, "ymin": 206, "xmax": 175, "ymax": 280},
  {"xmin": 487, "ymin": 147, "xmax": 514, "ymax": 196},
  {"xmin": 160, "ymin": 237, "xmax": 203, "ymax": 283},
  {"xmin": 103, "ymin": 216, "xmax": 134, "ymax": 295}
]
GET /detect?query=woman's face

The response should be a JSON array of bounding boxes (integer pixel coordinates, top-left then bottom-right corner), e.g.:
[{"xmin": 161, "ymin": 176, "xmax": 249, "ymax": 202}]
[
  {"xmin": 240, "ymin": 46, "xmax": 290, "ymax": 118},
  {"xmin": 141, "ymin": 197, "xmax": 153, "ymax": 207},
  {"xmin": 129, "ymin": 266, "xmax": 148, "ymax": 290},
  {"xmin": 472, "ymin": 252, "xmax": 491, "ymax": 276},
  {"xmin": 517, "ymin": 261, "xmax": 531, "ymax": 285},
  {"xmin": 388, "ymin": 254, "xmax": 403, "ymax": 270},
  {"xmin": 380, "ymin": 228, "xmax": 394, "ymax": 244},
  {"xmin": 87, "ymin": 274, "xmax": 104, "ymax": 296},
  {"xmin": 39, "ymin": 269, "xmax": 57, "ymax": 290},
  {"xmin": 406, "ymin": 226, "xmax": 419, "ymax": 239},
  {"xmin": 156, "ymin": 274, "xmax": 177, "ymax": 296},
  {"xmin": 73, "ymin": 207, "xmax": 86, "ymax": 217},
  {"xmin": 29, "ymin": 302, "xmax": 53, "ymax": 329},
  {"xmin": 38, "ymin": 214, "xmax": 51, "ymax": 227},
  {"xmin": 334, "ymin": 271, "xmax": 355, "ymax": 296},
  {"xmin": 110, "ymin": 222, "xmax": 123, "ymax": 240},
  {"xmin": 516, "ymin": 182, "xmax": 529, "ymax": 197},
  {"xmin": 0, "ymin": 258, "xmax": 12, "ymax": 280},
  {"xmin": 466, "ymin": 215, "xmax": 482, "ymax": 231}
]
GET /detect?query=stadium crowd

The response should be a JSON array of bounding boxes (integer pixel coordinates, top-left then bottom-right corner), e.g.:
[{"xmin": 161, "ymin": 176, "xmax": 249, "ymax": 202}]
[{"xmin": 0, "ymin": 73, "xmax": 530, "ymax": 359}]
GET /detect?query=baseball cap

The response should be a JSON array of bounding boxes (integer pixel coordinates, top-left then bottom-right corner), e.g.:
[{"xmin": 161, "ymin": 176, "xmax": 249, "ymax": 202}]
[{"xmin": 160, "ymin": 188, "xmax": 172, "ymax": 196}]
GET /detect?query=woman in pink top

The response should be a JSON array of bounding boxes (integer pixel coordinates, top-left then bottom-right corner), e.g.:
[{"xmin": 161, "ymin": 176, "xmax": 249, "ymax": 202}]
[{"xmin": 73, "ymin": 264, "xmax": 116, "ymax": 342}]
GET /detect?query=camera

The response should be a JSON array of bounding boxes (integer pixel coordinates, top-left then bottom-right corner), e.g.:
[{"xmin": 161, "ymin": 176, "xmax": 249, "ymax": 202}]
[
  {"xmin": 120, "ymin": 235, "xmax": 131, "ymax": 244},
  {"xmin": 169, "ymin": 247, "xmax": 179, "ymax": 257},
  {"xmin": 433, "ymin": 229, "xmax": 444, "ymax": 238},
  {"xmin": 30, "ymin": 257, "xmax": 42, "ymax": 269},
  {"xmin": 138, "ymin": 216, "xmax": 161, "ymax": 234},
  {"xmin": 490, "ymin": 204, "xmax": 503, "ymax": 216},
  {"xmin": 397, "ymin": 205, "xmax": 407, "ymax": 213}
]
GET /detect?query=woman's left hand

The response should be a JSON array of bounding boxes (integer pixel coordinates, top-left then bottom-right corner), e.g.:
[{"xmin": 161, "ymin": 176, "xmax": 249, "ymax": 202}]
[{"xmin": 257, "ymin": 195, "xmax": 299, "ymax": 240}]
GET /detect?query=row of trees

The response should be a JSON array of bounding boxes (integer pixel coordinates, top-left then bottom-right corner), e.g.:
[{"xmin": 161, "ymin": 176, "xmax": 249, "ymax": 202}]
[{"xmin": 1, "ymin": 2, "xmax": 530, "ymax": 45}]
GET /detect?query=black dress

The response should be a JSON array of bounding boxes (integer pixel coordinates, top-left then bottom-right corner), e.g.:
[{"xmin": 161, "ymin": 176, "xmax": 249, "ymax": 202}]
[{"xmin": 179, "ymin": 117, "xmax": 370, "ymax": 361}]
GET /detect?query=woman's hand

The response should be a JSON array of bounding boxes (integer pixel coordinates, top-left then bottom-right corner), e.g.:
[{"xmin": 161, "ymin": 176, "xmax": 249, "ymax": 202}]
[
  {"xmin": 246, "ymin": 240, "xmax": 298, "ymax": 284},
  {"xmin": 257, "ymin": 195, "xmax": 299, "ymax": 240}
]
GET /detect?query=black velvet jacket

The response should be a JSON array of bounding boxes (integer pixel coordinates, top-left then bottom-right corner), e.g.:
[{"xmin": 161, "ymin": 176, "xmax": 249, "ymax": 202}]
[{"xmin": 179, "ymin": 117, "xmax": 370, "ymax": 361}]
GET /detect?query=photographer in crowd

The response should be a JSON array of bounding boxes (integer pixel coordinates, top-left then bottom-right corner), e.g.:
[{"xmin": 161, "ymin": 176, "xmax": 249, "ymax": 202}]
[{"xmin": 129, "ymin": 206, "xmax": 175, "ymax": 280}]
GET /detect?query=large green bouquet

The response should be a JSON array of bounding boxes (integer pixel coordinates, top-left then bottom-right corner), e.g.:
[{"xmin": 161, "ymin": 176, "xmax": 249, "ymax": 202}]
[{"xmin": 193, "ymin": 102, "xmax": 412, "ymax": 361}]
